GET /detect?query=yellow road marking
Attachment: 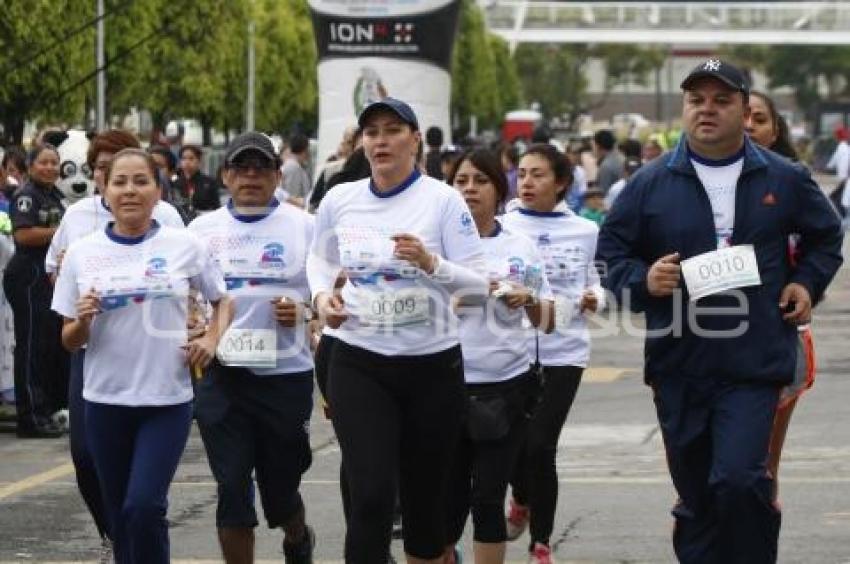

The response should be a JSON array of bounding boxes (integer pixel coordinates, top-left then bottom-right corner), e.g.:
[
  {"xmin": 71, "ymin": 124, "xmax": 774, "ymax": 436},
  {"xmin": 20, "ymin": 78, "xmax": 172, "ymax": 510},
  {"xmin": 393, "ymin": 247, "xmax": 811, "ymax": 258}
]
[
  {"xmin": 583, "ymin": 366, "xmax": 629, "ymax": 383},
  {"xmin": 0, "ymin": 462, "xmax": 75, "ymax": 501}
]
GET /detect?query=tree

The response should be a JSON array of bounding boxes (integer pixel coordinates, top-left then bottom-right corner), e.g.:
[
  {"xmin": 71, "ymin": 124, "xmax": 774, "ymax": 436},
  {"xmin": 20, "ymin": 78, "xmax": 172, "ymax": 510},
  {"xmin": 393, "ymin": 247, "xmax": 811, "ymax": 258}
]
[
  {"xmin": 514, "ymin": 44, "xmax": 588, "ymax": 123},
  {"xmin": 451, "ymin": 0, "xmax": 519, "ymax": 133},
  {"xmin": 253, "ymin": 0, "xmax": 318, "ymax": 134},
  {"xmin": 0, "ymin": 1, "xmax": 93, "ymax": 144}
]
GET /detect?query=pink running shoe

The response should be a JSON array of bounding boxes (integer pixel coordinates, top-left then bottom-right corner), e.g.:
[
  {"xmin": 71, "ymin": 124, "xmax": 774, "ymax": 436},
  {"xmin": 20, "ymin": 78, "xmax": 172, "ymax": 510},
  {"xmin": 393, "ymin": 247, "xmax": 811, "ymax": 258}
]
[
  {"xmin": 506, "ymin": 498, "xmax": 530, "ymax": 541},
  {"xmin": 529, "ymin": 542, "xmax": 554, "ymax": 564}
]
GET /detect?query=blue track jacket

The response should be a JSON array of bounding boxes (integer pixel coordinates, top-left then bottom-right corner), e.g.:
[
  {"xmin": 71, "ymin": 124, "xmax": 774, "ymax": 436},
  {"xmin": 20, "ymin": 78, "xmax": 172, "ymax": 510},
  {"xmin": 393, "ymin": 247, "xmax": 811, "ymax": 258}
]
[{"xmin": 597, "ymin": 136, "xmax": 843, "ymax": 385}]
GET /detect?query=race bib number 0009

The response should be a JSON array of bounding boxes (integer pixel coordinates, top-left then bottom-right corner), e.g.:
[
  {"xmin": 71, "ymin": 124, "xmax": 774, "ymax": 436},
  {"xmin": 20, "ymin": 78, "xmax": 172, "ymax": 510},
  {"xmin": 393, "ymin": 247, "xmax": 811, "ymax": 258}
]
[
  {"xmin": 217, "ymin": 329, "xmax": 277, "ymax": 368},
  {"xmin": 358, "ymin": 288, "xmax": 430, "ymax": 328},
  {"xmin": 680, "ymin": 245, "xmax": 761, "ymax": 301}
]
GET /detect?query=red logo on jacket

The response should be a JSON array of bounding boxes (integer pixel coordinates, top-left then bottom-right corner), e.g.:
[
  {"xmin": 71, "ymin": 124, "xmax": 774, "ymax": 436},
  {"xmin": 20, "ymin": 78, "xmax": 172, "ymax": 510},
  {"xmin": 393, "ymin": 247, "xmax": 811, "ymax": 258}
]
[{"xmin": 762, "ymin": 192, "xmax": 777, "ymax": 206}]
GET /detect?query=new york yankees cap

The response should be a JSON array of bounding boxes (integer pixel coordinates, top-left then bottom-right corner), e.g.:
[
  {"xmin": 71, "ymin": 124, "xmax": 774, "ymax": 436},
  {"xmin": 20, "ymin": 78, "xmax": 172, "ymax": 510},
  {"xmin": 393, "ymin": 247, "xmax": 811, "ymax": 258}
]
[{"xmin": 680, "ymin": 58, "xmax": 749, "ymax": 96}]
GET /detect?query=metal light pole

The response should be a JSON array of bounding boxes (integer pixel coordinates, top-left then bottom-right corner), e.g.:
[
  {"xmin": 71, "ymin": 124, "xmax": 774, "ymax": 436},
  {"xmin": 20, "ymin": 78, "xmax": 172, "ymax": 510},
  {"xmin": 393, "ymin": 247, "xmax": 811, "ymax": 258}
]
[
  {"xmin": 96, "ymin": 0, "xmax": 106, "ymax": 131},
  {"xmin": 245, "ymin": 20, "xmax": 255, "ymax": 131}
]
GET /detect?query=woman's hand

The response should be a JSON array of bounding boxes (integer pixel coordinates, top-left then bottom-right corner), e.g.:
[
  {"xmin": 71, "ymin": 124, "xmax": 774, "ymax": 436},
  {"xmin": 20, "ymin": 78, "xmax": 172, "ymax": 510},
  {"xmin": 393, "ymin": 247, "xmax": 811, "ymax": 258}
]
[
  {"xmin": 183, "ymin": 334, "xmax": 217, "ymax": 369},
  {"xmin": 580, "ymin": 289, "xmax": 599, "ymax": 314},
  {"xmin": 391, "ymin": 233, "xmax": 436, "ymax": 274},
  {"xmin": 76, "ymin": 289, "xmax": 100, "ymax": 325},
  {"xmin": 272, "ymin": 296, "xmax": 312, "ymax": 328},
  {"xmin": 315, "ymin": 292, "xmax": 348, "ymax": 329},
  {"xmin": 495, "ymin": 281, "xmax": 534, "ymax": 310}
]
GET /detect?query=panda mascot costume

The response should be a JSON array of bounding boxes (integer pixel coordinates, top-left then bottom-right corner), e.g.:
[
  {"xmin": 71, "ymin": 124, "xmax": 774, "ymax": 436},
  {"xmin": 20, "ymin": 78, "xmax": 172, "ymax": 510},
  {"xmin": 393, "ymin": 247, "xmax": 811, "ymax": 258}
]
[{"xmin": 55, "ymin": 129, "xmax": 96, "ymax": 203}]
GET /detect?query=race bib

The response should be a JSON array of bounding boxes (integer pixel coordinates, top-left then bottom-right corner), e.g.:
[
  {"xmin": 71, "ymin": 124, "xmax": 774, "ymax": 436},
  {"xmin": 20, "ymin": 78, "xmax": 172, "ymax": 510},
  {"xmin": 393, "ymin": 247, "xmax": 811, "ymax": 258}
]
[
  {"xmin": 217, "ymin": 329, "xmax": 277, "ymax": 368},
  {"xmin": 358, "ymin": 287, "xmax": 430, "ymax": 327},
  {"xmin": 554, "ymin": 295, "xmax": 576, "ymax": 330},
  {"xmin": 680, "ymin": 245, "xmax": 762, "ymax": 301}
]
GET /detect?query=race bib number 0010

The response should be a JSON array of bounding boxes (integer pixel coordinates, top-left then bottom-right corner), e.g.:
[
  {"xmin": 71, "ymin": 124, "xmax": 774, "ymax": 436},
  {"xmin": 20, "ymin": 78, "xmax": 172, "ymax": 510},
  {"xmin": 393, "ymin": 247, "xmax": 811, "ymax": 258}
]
[
  {"xmin": 680, "ymin": 245, "xmax": 762, "ymax": 301},
  {"xmin": 217, "ymin": 329, "xmax": 277, "ymax": 368},
  {"xmin": 358, "ymin": 288, "xmax": 430, "ymax": 328}
]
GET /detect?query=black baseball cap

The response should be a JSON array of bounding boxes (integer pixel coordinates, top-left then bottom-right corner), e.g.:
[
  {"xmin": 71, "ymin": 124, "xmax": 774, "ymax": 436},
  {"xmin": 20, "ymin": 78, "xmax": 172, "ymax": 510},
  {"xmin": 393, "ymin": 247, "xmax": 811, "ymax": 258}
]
[
  {"xmin": 225, "ymin": 132, "xmax": 280, "ymax": 166},
  {"xmin": 358, "ymin": 97, "xmax": 419, "ymax": 130},
  {"xmin": 680, "ymin": 59, "xmax": 749, "ymax": 96}
]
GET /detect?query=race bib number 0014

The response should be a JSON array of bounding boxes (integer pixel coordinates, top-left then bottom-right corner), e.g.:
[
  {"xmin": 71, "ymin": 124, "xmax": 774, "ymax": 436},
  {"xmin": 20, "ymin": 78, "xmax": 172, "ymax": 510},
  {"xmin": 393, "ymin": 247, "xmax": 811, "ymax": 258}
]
[
  {"xmin": 358, "ymin": 288, "xmax": 431, "ymax": 328},
  {"xmin": 680, "ymin": 245, "xmax": 762, "ymax": 301},
  {"xmin": 217, "ymin": 329, "xmax": 277, "ymax": 368}
]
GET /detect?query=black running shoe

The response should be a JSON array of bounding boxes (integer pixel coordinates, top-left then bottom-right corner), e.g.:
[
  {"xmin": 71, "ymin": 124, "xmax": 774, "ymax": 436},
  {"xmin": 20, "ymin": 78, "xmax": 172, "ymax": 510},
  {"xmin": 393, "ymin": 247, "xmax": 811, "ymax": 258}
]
[{"xmin": 283, "ymin": 524, "xmax": 315, "ymax": 564}]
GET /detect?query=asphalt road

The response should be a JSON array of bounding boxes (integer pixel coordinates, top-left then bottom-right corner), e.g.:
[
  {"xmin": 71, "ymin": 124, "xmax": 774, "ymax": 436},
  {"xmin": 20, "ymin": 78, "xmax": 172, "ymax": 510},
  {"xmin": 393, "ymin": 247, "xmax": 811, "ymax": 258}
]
[{"xmin": 1, "ymin": 183, "xmax": 849, "ymax": 563}]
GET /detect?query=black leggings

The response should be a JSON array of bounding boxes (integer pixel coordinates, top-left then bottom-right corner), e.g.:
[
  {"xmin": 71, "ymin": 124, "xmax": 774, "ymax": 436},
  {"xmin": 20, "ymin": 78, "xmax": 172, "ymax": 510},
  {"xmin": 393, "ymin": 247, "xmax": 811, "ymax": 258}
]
[
  {"xmin": 446, "ymin": 373, "xmax": 533, "ymax": 545},
  {"xmin": 328, "ymin": 340, "xmax": 466, "ymax": 563},
  {"xmin": 510, "ymin": 365, "xmax": 583, "ymax": 547}
]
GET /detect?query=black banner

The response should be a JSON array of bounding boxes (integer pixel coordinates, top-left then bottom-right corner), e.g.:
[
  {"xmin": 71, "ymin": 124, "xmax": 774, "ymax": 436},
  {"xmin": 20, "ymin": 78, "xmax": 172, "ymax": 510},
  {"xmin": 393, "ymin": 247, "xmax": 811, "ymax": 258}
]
[{"xmin": 310, "ymin": 1, "xmax": 462, "ymax": 71}]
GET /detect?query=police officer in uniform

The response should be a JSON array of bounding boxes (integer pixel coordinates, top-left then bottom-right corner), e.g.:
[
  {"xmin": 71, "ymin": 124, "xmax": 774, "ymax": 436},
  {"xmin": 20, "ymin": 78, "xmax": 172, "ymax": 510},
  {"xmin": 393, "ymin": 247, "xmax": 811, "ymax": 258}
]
[{"xmin": 4, "ymin": 143, "xmax": 68, "ymax": 438}]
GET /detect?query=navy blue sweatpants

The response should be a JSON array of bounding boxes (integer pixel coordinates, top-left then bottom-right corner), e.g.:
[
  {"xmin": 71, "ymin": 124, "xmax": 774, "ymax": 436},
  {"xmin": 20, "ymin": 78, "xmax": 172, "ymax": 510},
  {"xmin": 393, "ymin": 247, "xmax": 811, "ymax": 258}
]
[
  {"xmin": 653, "ymin": 378, "xmax": 782, "ymax": 564},
  {"xmin": 85, "ymin": 400, "xmax": 192, "ymax": 564},
  {"xmin": 68, "ymin": 350, "xmax": 109, "ymax": 539}
]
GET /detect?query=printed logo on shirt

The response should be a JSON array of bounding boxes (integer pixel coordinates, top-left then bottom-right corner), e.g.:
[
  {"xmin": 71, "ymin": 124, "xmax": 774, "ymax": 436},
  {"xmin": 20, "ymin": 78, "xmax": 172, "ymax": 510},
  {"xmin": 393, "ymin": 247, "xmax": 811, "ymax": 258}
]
[
  {"xmin": 144, "ymin": 257, "xmax": 168, "ymax": 279},
  {"xmin": 458, "ymin": 211, "xmax": 475, "ymax": 236},
  {"xmin": 507, "ymin": 256, "xmax": 525, "ymax": 282},
  {"xmin": 16, "ymin": 196, "xmax": 32, "ymax": 213},
  {"xmin": 537, "ymin": 233, "xmax": 551, "ymax": 246},
  {"xmin": 260, "ymin": 242, "xmax": 286, "ymax": 268}
]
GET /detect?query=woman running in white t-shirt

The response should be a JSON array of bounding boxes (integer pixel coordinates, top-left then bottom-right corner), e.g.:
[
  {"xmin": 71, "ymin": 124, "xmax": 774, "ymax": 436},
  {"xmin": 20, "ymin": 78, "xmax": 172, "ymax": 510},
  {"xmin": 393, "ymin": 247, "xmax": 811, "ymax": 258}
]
[
  {"xmin": 442, "ymin": 148, "xmax": 555, "ymax": 564},
  {"xmin": 52, "ymin": 149, "xmax": 229, "ymax": 564},
  {"xmin": 307, "ymin": 98, "xmax": 488, "ymax": 564},
  {"xmin": 500, "ymin": 144, "xmax": 604, "ymax": 564}
]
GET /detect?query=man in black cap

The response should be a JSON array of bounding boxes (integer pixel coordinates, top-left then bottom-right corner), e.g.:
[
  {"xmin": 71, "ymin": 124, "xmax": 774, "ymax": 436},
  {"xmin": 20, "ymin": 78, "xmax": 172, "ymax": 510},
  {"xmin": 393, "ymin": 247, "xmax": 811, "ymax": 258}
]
[
  {"xmin": 597, "ymin": 59, "xmax": 843, "ymax": 563},
  {"xmin": 189, "ymin": 131, "xmax": 317, "ymax": 564}
]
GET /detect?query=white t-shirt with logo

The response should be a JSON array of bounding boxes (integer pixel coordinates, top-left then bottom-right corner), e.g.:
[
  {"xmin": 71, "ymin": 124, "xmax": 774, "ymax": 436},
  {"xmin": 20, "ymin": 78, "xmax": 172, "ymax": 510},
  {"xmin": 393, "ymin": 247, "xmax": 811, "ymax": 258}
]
[
  {"xmin": 46, "ymin": 195, "xmax": 185, "ymax": 273},
  {"xmin": 307, "ymin": 172, "xmax": 487, "ymax": 357},
  {"xmin": 501, "ymin": 208, "xmax": 604, "ymax": 367},
  {"xmin": 458, "ymin": 224, "xmax": 553, "ymax": 384},
  {"xmin": 189, "ymin": 201, "xmax": 315, "ymax": 376},
  {"xmin": 51, "ymin": 225, "xmax": 226, "ymax": 406},
  {"xmin": 691, "ymin": 154, "xmax": 743, "ymax": 249}
]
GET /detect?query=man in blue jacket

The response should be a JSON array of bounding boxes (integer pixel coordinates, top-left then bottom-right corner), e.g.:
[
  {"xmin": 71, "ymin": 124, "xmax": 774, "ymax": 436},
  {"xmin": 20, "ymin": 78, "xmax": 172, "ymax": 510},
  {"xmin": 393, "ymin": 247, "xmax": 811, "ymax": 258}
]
[{"xmin": 597, "ymin": 59, "xmax": 843, "ymax": 563}]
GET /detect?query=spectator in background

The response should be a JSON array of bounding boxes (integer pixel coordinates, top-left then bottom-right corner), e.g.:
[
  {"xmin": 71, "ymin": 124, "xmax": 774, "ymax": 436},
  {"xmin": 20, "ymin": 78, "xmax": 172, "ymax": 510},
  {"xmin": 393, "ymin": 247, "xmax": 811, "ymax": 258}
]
[
  {"xmin": 826, "ymin": 126, "xmax": 849, "ymax": 183},
  {"xmin": 440, "ymin": 146, "xmax": 462, "ymax": 181},
  {"xmin": 425, "ymin": 126, "xmax": 444, "ymax": 180},
  {"xmin": 605, "ymin": 156, "xmax": 642, "ymax": 211},
  {"xmin": 619, "ymin": 138, "xmax": 642, "ymax": 161},
  {"xmin": 500, "ymin": 143, "xmax": 520, "ymax": 202},
  {"xmin": 592, "ymin": 129, "xmax": 624, "ymax": 194},
  {"xmin": 566, "ymin": 144, "xmax": 589, "ymax": 213},
  {"xmin": 173, "ymin": 145, "xmax": 221, "ymax": 221},
  {"xmin": 149, "ymin": 145, "xmax": 179, "ymax": 204},
  {"xmin": 164, "ymin": 121, "xmax": 184, "ymax": 163},
  {"xmin": 578, "ymin": 139, "xmax": 597, "ymax": 187},
  {"xmin": 310, "ymin": 127, "xmax": 360, "ymax": 212},
  {"xmin": 579, "ymin": 188, "xmax": 606, "ymax": 226},
  {"xmin": 281, "ymin": 133, "xmax": 312, "ymax": 208},
  {"xmin": 2, "ymin": 147, "xmax": 27, "ymax": 198},
  {"xmin": 642, "ymin": 138, "xmax": 664, "ymax": 163}
]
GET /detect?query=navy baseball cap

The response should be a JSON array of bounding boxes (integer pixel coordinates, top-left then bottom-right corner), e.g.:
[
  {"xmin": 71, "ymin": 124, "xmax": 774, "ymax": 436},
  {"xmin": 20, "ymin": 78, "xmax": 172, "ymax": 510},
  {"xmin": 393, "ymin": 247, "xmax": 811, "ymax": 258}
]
[
  {"xmin": 680, "ymin": 58, "xmax": 749, "ymax": 96},
  {"xmin": 358, "ymin": 97, "xmax": 419, "ymax": 131},
  {"xmin": 225, "ymin": 131, "xmax": 280, "ymax": 166}
]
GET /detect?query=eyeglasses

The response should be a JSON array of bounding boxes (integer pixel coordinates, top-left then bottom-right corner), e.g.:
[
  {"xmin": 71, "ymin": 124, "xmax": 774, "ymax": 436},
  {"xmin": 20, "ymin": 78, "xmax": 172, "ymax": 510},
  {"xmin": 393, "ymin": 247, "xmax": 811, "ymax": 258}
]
[{"xmin": 230, "ymin": 159, "xmax": 277, "ymax": 173}]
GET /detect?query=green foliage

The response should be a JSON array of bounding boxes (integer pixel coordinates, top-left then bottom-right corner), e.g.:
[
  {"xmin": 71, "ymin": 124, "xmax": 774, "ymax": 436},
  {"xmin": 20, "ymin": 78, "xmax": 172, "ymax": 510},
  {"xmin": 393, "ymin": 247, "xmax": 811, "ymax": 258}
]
[
  {"xmin": 0, "ymin": 0, "xmax": 93, "ymax": 143},
  {"xmin": 513, "ymin": 43, "xmax": 588, "ymax": 120},
  {"xmin": 451, "ymin": 0, "xmax": 520, "ymax": 131},
  {"xmin": 253, "ymin": 0, "xmax": 318, "ymax": 133}
]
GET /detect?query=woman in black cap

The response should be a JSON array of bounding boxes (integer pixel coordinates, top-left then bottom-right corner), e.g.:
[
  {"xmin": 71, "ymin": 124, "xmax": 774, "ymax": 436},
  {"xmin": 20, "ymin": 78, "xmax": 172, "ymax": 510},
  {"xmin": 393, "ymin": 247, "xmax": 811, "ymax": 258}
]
[{"xmin": 307, "ymin": 98, "xmax": 488, "ymax": 564}]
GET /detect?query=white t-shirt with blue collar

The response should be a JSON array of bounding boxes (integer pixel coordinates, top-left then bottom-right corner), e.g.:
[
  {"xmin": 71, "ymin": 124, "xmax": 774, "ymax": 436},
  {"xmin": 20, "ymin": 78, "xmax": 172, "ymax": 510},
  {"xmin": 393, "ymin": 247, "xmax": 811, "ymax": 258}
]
[
  {"xmin": 51, "ymin": 223, "xmax": 226, "ymax": 406},
  {"xmin": 189, "ymin": 199, "xmax": 315, "ymax": 376}
]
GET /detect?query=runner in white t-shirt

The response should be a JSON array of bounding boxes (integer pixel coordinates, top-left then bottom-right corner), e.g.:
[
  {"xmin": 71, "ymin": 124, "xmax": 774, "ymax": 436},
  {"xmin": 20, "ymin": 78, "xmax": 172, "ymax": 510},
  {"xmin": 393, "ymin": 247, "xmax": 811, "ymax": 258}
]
[
  {"xmin": 442, "ymin": 148, "xmax": 555, "ymax": 564},
  {"xmin": 499, "ymin": 144, "xmax": 604, "ymax": 564},
  {"xmin": 51, "ymin": 149, "xmax": 228, "ymax": 564},
  {"xmin": 45, "ymin": 129, "xmax": 185, "ymax": 561},
  {"xmin": 188, "ymin": 132, "xmax": 317, "ymax": 563},
  {"xmin": 307, "ymin": 98, "xmax": 488, "ymax": 563}
]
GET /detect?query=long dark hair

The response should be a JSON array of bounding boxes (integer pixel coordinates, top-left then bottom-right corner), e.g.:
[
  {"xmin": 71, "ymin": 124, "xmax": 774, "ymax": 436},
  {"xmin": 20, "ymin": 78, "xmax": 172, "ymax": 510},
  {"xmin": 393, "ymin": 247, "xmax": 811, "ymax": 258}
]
[
  {"xmin": 447, "ymin": 149, "xmax": 509, "ymax": 207},
  {"xmin": 750, "ymin": 90, "xmax": 798, "ymax": 161}
]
